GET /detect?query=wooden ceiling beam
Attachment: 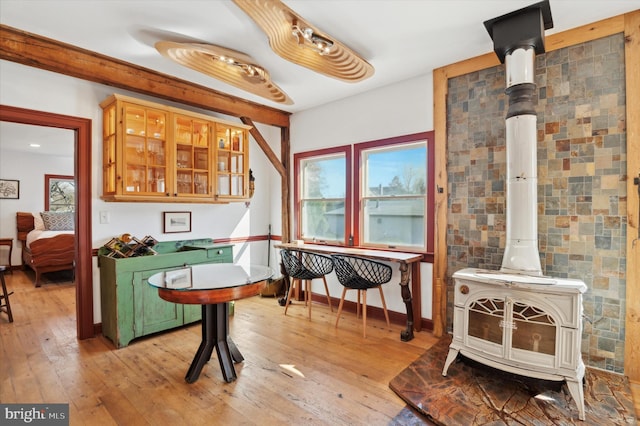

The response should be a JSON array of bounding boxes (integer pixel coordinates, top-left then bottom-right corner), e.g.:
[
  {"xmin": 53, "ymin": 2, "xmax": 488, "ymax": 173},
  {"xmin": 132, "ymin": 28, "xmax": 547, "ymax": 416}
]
[{"xmin": 0, "ymin": 24, "xmax": 291, "ymax": 128}]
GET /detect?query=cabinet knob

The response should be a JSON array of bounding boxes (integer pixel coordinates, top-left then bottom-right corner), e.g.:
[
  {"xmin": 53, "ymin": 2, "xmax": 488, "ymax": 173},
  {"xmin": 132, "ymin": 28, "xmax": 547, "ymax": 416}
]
[
  {"xmin": 165, "ymin": 193, "xmax": 170, "ymax": 196},
  {"xmin": 217, "ymin": 250, "xmax": 223, "ymax": 255}
]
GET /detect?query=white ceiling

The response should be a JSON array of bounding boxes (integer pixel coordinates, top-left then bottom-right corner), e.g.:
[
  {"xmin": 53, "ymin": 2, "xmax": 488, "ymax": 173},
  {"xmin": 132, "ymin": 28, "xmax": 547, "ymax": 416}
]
[{"xmin": 1, "ymin": 0, "xmax": 639, "ymax": 156}]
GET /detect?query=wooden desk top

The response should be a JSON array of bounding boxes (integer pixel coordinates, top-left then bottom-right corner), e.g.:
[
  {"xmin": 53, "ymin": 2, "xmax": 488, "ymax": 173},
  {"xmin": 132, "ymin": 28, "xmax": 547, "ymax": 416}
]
[{"xmin": 274, "ymin": 243, "xmax": 423, "ymax": 264}]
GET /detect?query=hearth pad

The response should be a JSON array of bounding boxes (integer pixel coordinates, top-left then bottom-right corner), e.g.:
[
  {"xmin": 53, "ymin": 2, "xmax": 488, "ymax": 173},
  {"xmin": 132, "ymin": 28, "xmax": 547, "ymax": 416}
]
[{"xmin": 389, "ymin": 336, "xmax": 636, "ymax": 425}]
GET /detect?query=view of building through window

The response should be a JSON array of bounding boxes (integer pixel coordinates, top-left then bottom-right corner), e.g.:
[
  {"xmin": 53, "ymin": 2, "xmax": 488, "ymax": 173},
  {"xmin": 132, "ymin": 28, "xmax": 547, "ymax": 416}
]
[{"xmin": 361, "ymin": 142, "xmax": 426, "ymax": 248}]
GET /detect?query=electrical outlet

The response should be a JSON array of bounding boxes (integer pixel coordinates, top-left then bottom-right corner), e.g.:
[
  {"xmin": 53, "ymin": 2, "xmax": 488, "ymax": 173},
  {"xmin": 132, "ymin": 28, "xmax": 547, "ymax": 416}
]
[{"xmin": 99, "ymin": 211, "xmax": 110, "ymax": 224}]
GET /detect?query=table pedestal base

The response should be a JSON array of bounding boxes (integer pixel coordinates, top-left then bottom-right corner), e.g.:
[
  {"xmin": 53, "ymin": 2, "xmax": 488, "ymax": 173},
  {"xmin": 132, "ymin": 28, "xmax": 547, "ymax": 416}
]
[{"xmin": 186, "ymin": 303, "xmax": 243, "ymax": 383}]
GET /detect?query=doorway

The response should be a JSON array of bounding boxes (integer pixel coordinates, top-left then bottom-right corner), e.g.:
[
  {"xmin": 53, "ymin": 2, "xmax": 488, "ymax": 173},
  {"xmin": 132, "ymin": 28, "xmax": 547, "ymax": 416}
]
[{"xmin": 0, "ymin": 105, "xmax": 93, "ymax": 340}]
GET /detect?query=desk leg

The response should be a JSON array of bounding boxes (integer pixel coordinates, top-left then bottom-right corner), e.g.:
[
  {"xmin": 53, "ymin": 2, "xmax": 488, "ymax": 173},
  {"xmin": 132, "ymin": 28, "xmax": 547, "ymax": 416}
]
[
  {"xmin": 185, "ymin": 303, "xmax": 243, "ymax": 384},
  {"xmin": 399, "ymin": 262, "xmax": 415, "ymax": 342}
]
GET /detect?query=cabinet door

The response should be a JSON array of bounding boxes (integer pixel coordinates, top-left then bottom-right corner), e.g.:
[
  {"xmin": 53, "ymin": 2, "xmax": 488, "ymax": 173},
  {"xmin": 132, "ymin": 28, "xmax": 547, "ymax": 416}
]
[
  {"xmin": 132, "ymin": 269, "xmax": 184, "ymax": 337},
  {"xmin": 122, "ymin": 103, "xmax": 168, "ymax": 196},
  {"xmin": 102, "ymin": 103, "xmax": 118, "ymax": 196},
  {"xmin": 174, "ymin": 114, "xmax": 212, "ymax": 199},
  {"xmin": 215, "ymin": 124, "xmax": 248, "ymax": 200}
]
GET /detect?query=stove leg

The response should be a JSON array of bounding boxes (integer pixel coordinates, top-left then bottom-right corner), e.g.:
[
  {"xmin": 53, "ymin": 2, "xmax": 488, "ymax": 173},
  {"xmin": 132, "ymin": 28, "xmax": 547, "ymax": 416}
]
[
  {"xmin": 442, "ymin": 347, "xmax": 459, "ymax": 376},
  {"xmin": 565, "ymin": 378, "xmax": 585, "ymax": 421}
]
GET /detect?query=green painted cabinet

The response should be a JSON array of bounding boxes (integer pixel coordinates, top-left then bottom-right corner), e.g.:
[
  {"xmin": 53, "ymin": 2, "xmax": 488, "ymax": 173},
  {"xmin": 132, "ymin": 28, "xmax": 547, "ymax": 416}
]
[{"xmin": 99, "ymin": 239, "xmax": 233, "ymax": 348}]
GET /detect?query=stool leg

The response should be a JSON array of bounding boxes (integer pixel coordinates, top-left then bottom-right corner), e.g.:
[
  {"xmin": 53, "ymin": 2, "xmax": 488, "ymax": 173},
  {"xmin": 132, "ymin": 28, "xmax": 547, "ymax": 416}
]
[
  {"xmin": 0, "ymin": 271, "xmax": 13, "ymax": 323},
  {"xmin": 322, "ymin": 276, "xmax": 333, "ymax": 312},
  {"xmin": 362, "ymin": 290, "xmax": 367, "ymax": 338},
  {"xmin": 306, "ymin": 280, "xmax": 311, "ymax": 319},
  {"xmin": 283, "ymin": 278, "xmax": 297, "ymax": 315},
  {"xmin": 335, "ymin": 287, "xmax": 347, "ymax": 328},
  {"xmin": 378, "ymin": 286, "xmax": 390, "ymax": 327}
]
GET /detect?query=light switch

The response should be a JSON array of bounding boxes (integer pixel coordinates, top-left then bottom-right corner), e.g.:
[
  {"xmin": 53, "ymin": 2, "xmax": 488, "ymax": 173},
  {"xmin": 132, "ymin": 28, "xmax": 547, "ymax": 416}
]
[{"xmin": 99, "ymin": 211, "xmax": 110, "ymax": 224}]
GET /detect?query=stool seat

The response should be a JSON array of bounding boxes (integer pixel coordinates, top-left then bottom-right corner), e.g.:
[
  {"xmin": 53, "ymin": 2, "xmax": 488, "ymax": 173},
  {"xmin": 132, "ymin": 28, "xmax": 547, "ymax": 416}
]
[
  {"xmin": 0, "ymin": 265, "xmax": 14, "ymax": 322},
  {"xmin": 331, "ymin": 254, "xmax": 392, "ymax": 338},
  {"xmin": 281, "ymin": 249, "xmax": 334, "ymax": 319}
]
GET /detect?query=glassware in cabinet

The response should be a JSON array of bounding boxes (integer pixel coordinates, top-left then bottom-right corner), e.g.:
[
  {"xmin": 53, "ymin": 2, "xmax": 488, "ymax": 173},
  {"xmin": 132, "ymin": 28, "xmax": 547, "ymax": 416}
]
[
  {"xmin": 122, "ymin": 104, "xmax": 168, "ymax": 195},
  {"xmin": 173, "ymin": 114, "xmax": 211, "ymax": 197}
]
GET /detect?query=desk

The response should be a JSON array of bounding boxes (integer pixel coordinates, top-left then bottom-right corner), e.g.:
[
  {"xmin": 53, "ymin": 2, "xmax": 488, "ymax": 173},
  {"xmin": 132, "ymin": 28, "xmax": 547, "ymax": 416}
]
[
  {"xmin": 0, "ymin": 238, "xmax": 13, "ymax": 274},
  {"xmin": 275, "ymin": 243, "xmax": 423, "ymax": 341},
  {"xmin": 148, "ymin": 263, "xmax": 273, "ymax": 383}
]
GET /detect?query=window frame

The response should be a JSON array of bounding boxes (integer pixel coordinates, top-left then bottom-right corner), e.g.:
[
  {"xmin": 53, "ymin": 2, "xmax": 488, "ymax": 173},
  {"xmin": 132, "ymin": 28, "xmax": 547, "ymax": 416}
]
[
  {"xmin": 293, "ymin": 145, "xmax": 352, "ymax": 245},
  {"xmin": 45, "ymin": 174, "xmax": 75, "ymax": 212},
  {"xmin": 354, "ymin": 132, "xmax": 434, "ymax": 254},
  {"xmin": 293, "ymin": 131, "xmax": 434, "ymax": 259}
]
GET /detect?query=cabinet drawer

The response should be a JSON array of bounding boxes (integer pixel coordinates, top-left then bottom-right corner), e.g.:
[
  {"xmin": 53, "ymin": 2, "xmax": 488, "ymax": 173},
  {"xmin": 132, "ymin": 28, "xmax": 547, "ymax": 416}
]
[{"xmin": 182, "ymin": 244, "xmax": 233, "ymax": 263}]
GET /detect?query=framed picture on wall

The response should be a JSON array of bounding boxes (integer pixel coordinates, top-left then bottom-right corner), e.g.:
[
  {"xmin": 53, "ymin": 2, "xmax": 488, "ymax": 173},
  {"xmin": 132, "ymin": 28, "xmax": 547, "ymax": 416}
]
[
  {"xmin": 163, "ymin": 211, "xmax": 191, "ymax": 233},
  {"xmin": 0, "ymin": 179, "xmax": 19, "ymax": 199}
]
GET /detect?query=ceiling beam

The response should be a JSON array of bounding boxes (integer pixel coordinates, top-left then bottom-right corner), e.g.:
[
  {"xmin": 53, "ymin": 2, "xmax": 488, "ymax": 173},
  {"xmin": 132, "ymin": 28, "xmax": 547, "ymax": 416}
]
[{"xmin": 0, "ymin": 24, "xmax": 291, "ymax": 128}]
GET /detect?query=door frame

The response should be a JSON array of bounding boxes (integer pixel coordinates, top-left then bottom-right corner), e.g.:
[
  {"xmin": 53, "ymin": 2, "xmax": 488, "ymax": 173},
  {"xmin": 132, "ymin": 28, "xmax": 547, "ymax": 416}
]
[{"xmin": 0, "ymin": 104, "xmax": 94, "ymax": 340}]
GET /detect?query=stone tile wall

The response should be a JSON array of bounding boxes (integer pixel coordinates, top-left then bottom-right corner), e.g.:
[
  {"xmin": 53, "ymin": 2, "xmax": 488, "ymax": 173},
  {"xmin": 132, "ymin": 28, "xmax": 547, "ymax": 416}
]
[{"xmin": 446, "ymin": 34, "xmax": 627, "ymax": 372}]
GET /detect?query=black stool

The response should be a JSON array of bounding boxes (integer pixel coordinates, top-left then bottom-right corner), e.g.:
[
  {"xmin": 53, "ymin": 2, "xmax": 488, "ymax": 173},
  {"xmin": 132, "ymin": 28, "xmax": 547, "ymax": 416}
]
[
  {"xmin": 281, "ymin": 249, "xmax": 334, "ymax": 319},
  {"xmin": 331, "ymin": 254, "xmax": 392, "ymax": 338},
  {"xmin": 0, "ymin": 265, "xmax": 14, "ymax": 322}
]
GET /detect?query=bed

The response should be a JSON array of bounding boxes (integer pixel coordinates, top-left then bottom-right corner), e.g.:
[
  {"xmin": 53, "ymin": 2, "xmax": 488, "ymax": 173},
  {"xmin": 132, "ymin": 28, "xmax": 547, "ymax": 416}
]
[{"xmin": 16, "ymin": 211, "xmax": 75, "ymax": 287}]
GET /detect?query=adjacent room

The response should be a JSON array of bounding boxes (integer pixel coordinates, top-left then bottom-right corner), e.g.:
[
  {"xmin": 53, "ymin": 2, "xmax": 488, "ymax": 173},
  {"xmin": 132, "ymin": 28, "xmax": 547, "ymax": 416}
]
[{"xmin": 1, "ymin": 1, "xmax": 638, "ymax": 424}]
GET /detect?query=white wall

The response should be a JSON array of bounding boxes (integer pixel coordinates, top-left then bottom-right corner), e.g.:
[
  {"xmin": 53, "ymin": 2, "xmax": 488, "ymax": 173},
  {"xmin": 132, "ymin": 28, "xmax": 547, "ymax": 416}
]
[
  {"xmin": 1, "ymin": 59, "xmax": 435, "ymax": 324},
  {"xmin": 0, "ymin": 60, "xmax": 281, "ymax": 322},
  {"xmin": 288, "ymin": 73, "xmax": 435, "ymax": 319}
]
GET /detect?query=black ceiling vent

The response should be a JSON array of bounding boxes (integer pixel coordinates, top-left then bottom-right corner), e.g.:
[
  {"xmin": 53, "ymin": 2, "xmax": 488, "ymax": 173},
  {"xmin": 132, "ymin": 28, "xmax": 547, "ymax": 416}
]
[{"xmin": 484, "ymin": 0, "xmax": 554, "ymax": 63}]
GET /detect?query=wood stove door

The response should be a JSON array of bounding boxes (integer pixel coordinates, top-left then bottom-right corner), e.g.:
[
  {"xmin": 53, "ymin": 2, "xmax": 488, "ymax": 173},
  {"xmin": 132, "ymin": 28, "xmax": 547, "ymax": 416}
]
[{"xmin": 466, "ymin": 297, "xmax": 506, "ymax": 358}]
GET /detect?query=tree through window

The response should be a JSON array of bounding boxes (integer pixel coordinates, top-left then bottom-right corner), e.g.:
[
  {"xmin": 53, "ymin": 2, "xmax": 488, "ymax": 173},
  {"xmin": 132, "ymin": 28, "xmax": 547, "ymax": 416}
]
[{"xmin": 45, "ymin": 174, "xmax": 75, "ymax": 212}]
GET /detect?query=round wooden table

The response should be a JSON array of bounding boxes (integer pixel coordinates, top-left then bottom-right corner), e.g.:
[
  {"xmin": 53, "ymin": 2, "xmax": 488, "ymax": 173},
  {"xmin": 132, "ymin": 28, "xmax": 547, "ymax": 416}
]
[{"xmin": 148, "ymin": 263, "xmax": 273, "ymax": 383}]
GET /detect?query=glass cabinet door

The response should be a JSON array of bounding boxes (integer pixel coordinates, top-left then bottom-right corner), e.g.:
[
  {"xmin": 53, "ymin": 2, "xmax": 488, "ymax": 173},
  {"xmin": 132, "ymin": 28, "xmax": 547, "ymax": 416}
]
[
  {"xmin": 174, "ymin": 114, "xmax": 211, "ymax": 197},
  {"xmin": 102, "ymin": 103, "xmax": 118, "ymax": 195},
  {"xmin": 122, "ymin": 103, "xmax": 167, "ymax": 195},
  {"xmin": 215, "ymin": 125, "xmax": 247, "ymax": 199}
]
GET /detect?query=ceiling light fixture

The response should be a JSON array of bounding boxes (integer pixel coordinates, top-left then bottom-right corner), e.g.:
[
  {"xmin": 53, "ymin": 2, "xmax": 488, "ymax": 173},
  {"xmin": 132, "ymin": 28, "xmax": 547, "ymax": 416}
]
[
  {"xmin": 233, "ymin": 0, "xmax": 374, "ymax": 83},
  {"xmin": 155, "ymin": 41, "xmax": 292, "ymax": 105},
  {"xmin": 291, "ymin": 20, "xmax": 333, "ymax": 56}
]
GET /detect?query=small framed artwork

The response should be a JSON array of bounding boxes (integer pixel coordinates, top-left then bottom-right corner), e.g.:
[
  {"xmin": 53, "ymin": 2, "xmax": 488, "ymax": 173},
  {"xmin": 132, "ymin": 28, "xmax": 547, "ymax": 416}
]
[
  {"xmin": 163, "ymin": 211, "xmax": 191, "ymax": 233},
  {"xmin": 0, "ymin": 179, "xmax": 20, "ymax": 199}
]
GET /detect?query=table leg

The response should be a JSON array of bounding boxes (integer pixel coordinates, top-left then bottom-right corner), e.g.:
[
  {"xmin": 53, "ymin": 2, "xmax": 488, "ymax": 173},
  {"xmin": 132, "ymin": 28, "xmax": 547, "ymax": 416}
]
[
  {"xmin": 185, "ymin": 303, "xmax": 244, "ymax": 383},
  {"xmin": 398, "ymin": 262, "xmax": 415, "ymax": 341}
]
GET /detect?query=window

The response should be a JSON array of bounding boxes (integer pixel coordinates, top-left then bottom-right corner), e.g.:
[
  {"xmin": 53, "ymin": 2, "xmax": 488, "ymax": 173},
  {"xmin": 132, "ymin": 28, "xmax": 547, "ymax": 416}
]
[
  {"xmin": 45, "ymin": 174, "xmax": 75, "ymax": 212},
  {"xmin": 294, "ymin": 146, "xmax": 351, "ymax": 244},
  {"xmin": 294, "ymin": 132, "xmax": 434, "ymax": 256},
  {"xmin": 356, "ymin": 140, "xmax": 428, "ymax": 250}
]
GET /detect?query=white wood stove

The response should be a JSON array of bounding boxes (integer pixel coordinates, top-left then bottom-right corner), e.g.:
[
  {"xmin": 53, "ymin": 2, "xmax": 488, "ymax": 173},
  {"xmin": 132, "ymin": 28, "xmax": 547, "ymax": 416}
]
[
  {"xmin": 443, "ymin": 2, "xmax": 588, "ymax": 421},
  {"xmin": 442, "ymin": 269, "xmax": 587, "ymax": 420}
]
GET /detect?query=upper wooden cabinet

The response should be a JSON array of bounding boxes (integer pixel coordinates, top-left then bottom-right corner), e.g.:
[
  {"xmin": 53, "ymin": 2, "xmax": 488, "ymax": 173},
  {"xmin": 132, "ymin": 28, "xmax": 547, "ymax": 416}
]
[{"xmin": 100, "ymin": 94, "xmax": 251, "ymax": 203}]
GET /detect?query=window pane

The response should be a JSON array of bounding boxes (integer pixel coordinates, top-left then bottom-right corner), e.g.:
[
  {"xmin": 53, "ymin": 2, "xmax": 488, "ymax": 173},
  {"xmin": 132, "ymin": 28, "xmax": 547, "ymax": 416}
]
[
  {"xmin": 49, "ymin": 179, "xmax": 75, "ymax": 212},
  {"xmin": 302, "ymin": 156, "xmax": 345, "ymax": 199},
  {"xmin": 363, "ymin": 198, "xmax": 424, "ymax": 247},
  {"xmin": 301, "ymin": 200, "xmax": 345, "ymax": 241},
  {"xmin": 363, "ymin": 144, "xmax": 426, "ymax": 196}
]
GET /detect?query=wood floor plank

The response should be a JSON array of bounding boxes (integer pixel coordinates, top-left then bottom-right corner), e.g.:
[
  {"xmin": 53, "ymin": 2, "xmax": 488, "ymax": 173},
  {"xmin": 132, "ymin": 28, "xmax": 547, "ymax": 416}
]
[{"xmin": 0, "ymin": 270, "xmax": 444, "ymax": 425}]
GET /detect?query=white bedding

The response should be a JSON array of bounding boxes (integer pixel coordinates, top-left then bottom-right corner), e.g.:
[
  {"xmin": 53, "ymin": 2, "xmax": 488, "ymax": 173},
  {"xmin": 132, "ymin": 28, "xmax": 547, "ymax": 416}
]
[{"xmin": 26, "ymin": 229, "xmax": 74, "ymax": 248}]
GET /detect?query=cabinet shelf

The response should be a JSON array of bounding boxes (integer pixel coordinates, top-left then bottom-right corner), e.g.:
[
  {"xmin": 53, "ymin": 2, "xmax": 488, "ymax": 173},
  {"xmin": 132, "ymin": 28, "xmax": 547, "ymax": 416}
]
[{"xmin": 100, "ymin": 94, "xmax": 251, "ymax": 203}]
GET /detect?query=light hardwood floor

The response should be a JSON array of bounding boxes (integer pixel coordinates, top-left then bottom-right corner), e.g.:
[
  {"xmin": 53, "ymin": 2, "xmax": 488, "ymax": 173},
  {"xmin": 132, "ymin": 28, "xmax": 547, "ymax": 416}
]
[
  {"xmin": 2, "ymin": 270, "xmax": 638, "ymax": 424},
  {"xmin": 0, "ymin": 270, "xmax": 439, "ymax": 425}
]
